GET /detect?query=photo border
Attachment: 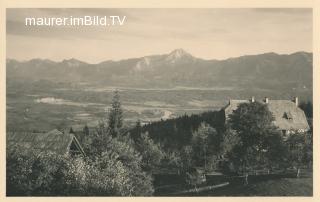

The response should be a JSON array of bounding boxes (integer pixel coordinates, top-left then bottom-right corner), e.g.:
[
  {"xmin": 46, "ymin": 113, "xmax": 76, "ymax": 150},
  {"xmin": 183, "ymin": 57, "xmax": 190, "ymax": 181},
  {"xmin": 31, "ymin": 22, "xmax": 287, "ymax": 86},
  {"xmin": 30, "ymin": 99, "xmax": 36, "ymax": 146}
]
[{"xmin": 1, "ymin": 0, "xmax": 319, "ymax": 201}]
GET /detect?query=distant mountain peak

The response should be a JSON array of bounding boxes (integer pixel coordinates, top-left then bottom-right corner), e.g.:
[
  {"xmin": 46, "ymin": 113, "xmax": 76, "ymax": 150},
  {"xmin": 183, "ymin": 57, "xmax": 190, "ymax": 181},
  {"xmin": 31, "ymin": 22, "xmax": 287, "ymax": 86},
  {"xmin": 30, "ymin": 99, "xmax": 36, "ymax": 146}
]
[
  {"xmin": 165, "ymin": 48, "xmax": 194, "ymax": 64},
  {"xmin": 168, "ymin": 48, "xmax": 191, "ymax": 57}
]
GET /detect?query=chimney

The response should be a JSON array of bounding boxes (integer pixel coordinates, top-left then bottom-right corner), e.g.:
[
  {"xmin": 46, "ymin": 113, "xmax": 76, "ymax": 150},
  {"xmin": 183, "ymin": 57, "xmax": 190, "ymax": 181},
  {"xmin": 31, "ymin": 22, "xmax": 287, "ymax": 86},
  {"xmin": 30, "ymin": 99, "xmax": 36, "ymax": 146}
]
[
  {"xmin": 251, "ymin": 96, "xmax": 255, "ymax": 103},
  {"xmin": 264, "ymin": 97, "xmax": 269, "ymax": 104},
  {"xmin": 294, "ymin": 97, "xmax": 299, "ymax": 107}
]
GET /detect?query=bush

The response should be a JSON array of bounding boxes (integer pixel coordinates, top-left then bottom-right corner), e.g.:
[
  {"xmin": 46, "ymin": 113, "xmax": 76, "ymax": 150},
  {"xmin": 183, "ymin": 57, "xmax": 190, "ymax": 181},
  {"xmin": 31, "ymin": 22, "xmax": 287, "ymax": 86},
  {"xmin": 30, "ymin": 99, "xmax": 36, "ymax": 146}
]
[
  {"xmin": 7, "ymin": 147, "xmax": 87, "ymax": 196},
  {"xmin": 7, "ymin": 145, "xmax": 154, "ymax": 196}
]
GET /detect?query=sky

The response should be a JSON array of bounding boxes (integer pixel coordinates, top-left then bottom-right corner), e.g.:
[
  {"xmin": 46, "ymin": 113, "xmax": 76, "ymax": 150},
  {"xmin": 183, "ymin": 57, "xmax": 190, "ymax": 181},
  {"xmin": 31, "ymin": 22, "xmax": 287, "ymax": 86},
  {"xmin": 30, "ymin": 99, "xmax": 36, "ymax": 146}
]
[{"xmin": 6, "ymin": 8, "xmax": 312, "ymax": 63}]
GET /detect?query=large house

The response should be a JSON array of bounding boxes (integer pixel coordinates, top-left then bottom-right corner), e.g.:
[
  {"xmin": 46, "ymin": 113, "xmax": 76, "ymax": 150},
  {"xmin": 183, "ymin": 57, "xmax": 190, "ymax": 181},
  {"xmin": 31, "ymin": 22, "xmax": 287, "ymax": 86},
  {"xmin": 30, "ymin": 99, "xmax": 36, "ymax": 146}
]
[
  {"xmin": 7, "ymin": 129, "xmax": 85, "ymax": 156},
  {"xmin": 223, "ymin": 97, "xmax": 310, "ymax": 137}
]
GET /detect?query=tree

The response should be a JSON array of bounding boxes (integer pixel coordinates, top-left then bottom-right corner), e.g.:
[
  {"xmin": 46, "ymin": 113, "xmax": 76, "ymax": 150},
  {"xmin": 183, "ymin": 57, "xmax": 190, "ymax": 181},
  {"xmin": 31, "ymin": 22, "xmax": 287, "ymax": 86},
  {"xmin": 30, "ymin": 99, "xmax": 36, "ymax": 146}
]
[
  {"xmin": 191, "ymin": 122, "xmax": 216, "ymax": 169},
  {"xmin": 131, "ymin": 120, "xmax": 142, "ymax": 141},
  {"xmin": 286, "ymin": 133, "xmax": 310, "ymax": 177},
  {"xmin": 180, "ymin": 145, "xmax": 193, "ymax": 173},
  {"xmin": 135, "ymin": 132, "xmax": 164, "ymax": 171},
  {"xmin": 81, "ymin": 122, "xmax": 155, "ymax": 196},
  {"xmin": 83, "ymin": 121, "xmax": 112, "ymax": 158},
  {"xmin": 107, "ymin": 90, "xmax": 123, "ymax": 137},
  {"xmin": 69, "ymin": 127, "xmax": 74, "ymax": 134},
  {"xmin": 7, "ymin": 147, "xmax": 90, "ymax": 196},
  {"xmin": 302, "ymin": 132, "xmax": 313, "ymax": 168},
  {"xmin": 228, "ymin": 102, "xmax": 286, "ymax": 173},
  {"xmin": 221, "ymin": 124, "xmax": 240, "ymax": 155},
  {"xmin": 162, "ymin": 150, "xmax": 181, "ymax": 173},
  {"xmin": 7, "ymin": 130, "xmax": 155, "ymax": 196},
  {"xmin": 299, "ymin": 101, "xmax": 313, "ymax": 119},
  {"xmin": 96, "ymin": 137, "xmax": 154, "ymax": 196},
  {"xmin": 83, "ymin": 125, "xmax": 89, "ymax": 137}
]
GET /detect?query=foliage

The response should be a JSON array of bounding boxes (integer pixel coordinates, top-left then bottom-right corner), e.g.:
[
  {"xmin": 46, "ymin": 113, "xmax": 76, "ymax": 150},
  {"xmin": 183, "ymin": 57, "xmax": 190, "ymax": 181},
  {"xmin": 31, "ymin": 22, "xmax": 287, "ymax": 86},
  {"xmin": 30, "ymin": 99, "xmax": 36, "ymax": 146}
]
[
  {"xmin": 179, "ymin": 145, "xmax": 193, "ymax": 172},
  {"xmin": 135, "ymin": 132, "xmax": 164, "ymax": 171},
  {"xmin": 299, "ymin": 101, "xmax": 313, "ymax": 118},
  {"xmin": 221, "ymin": 125, "xmax": 240, "ymax": 155},
  {"xmin": 161, "ymin": 150, "xmax": 182, "ymax": 171},
  {"xmin": 191, "ymin": 122, "xmax": 225, "ymax": 170},
  {"xmin": 7, "ymin": 137, "xmax": 154, "ymax": 196},
  {"xmin": 130, "ymin": 110, "xmax": 225, "ymax": 150},
  {"xmin": 286, "ymin": 133, "xmax": 312, "ymax": 169},
  {"xmin": 107, "ymin": 90, "xmax": 123, "ymax": 137},
  {"xmin": 83, "ymin": 125, "xmax": 89, "ymax": 136},
  {"xmin": 7, "ymin": 147, "xmax": 88, "ymax": 196},
  {"xmin": 81, "ymin": 121, "xmax": 154, "ymax": 195},
  {"xmin": 185, "ymin": 169, "xmax": 206, "ymax": 188},
  {"xmin": 191, "ymin": 122, "xmax": 211, "ymax": 167},
  {"xmin": 228, "ymin": 102, "xmax": 287, "ymax": 172}
]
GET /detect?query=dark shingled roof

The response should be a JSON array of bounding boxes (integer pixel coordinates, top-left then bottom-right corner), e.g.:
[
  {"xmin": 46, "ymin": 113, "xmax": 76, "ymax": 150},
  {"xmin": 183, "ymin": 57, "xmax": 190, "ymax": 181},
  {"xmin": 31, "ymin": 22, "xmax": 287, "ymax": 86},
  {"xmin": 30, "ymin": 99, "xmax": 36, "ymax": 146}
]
[
  {"xmin": 7, "ymin": 129, "xmax": 85, "ymax": 156},
  {"xmin": 224, "ymin": 99, "xmax": 310, "ymax": 131}
]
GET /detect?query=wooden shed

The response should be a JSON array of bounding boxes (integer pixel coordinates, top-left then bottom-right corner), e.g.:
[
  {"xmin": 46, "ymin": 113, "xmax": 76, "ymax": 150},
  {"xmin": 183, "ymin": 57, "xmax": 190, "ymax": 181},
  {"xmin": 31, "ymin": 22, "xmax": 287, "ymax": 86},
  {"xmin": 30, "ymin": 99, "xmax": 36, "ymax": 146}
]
[{"xmin": 7, "ymin": 129, "xmax": 85, "ymax": 156}]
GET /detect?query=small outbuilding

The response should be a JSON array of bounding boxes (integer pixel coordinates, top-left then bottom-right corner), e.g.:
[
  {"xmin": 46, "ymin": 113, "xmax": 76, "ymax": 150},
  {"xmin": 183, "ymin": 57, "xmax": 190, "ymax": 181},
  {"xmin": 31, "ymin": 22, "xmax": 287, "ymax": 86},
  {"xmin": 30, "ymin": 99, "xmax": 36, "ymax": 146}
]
[{"xmin": 7, "ymin": 129, "xmax": 85, "ymax": 156}]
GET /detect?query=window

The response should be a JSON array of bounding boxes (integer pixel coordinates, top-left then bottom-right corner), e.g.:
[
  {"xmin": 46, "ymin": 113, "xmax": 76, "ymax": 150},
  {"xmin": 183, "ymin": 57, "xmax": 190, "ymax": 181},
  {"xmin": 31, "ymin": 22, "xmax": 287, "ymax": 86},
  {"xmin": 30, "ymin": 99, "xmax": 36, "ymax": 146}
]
[{"xmin": 283, "ymin": 112, "xmax": 293, "ymax": 120}]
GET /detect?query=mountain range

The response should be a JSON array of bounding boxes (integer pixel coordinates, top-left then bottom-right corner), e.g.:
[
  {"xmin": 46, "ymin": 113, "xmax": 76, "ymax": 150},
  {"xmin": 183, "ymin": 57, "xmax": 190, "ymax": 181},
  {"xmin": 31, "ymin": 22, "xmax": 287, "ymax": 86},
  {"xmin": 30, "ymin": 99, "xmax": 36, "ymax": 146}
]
[{"xmin": 7, "ymin": 49, "xmax": 312, "ymax": 91}]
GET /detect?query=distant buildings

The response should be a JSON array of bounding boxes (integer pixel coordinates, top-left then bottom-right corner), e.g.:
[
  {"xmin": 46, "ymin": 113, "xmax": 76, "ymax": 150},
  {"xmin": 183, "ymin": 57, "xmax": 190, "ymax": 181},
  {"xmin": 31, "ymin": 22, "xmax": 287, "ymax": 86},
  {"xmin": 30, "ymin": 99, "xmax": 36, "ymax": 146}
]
[
  {"xmin": 223, "ymin": 97, "xmax": 310, "ymax": 138},
  {"xmin": 7, "ymin": 129, "xmax": 85, "ymax": 156}
]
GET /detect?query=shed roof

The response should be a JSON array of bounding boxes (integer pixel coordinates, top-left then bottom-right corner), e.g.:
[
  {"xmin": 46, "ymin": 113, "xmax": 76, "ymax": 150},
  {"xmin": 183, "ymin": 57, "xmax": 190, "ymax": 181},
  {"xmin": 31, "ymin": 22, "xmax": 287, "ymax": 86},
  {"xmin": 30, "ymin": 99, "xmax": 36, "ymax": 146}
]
[{"xmin": 7, "ymin": 129, "xmax": 85, "ymax": 156}]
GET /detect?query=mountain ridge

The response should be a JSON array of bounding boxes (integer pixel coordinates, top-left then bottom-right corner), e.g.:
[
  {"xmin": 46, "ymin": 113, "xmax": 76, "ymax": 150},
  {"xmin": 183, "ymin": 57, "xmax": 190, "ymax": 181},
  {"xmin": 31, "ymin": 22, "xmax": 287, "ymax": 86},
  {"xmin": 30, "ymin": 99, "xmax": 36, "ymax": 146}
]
[
  {"xmin": 6, "ymin": 49, "xmax": 312, "ymax": 65},
  {"xmin": 7, "ymin": 50, "xmax": 312, "ymax": 94}
]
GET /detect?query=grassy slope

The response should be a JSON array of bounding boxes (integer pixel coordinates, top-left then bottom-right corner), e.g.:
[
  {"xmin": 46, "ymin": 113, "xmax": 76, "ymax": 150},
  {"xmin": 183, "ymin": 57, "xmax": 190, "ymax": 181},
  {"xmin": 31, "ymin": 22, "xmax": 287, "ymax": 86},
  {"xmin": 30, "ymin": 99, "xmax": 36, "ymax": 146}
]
[{"xmin": 199, "ymin": 177, "xmax": 313, "ymax": 196}]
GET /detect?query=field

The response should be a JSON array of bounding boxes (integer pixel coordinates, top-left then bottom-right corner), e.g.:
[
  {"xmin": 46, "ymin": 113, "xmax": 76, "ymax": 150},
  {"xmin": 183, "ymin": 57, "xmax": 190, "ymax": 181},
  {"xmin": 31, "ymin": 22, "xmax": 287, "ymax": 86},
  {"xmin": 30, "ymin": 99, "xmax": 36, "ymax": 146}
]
[
  {"xmin": 6, "ymin": 78, "xmax": 312, "ymax": 132},
  {"xmin": 6, "ymin": 80, "xmax": 228, "ymax": 131}
]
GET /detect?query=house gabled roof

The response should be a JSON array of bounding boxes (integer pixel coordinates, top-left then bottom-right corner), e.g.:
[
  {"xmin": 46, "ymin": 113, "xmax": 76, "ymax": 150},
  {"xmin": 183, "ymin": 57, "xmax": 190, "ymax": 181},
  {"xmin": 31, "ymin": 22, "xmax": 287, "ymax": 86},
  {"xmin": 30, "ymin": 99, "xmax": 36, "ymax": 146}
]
[
  {"xmin": 224, "ymin": 99, "xmax": 310, "ymax": 131},
  {"xmin": 267, "ymin": 100, "xmax": 309, "ymax": 131},
  {"xmin": 7, "ymin": 129, "xmax": 85, "ymax": 156}
]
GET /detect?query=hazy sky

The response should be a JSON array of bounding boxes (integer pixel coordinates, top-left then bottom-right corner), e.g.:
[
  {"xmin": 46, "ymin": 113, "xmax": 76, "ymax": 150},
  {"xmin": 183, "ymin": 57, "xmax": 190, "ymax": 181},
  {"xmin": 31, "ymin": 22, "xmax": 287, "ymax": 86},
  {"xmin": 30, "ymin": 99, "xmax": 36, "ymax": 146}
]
[{"xmin": 7, "ymin": 8, "xmax": 312, "ymax": 63}]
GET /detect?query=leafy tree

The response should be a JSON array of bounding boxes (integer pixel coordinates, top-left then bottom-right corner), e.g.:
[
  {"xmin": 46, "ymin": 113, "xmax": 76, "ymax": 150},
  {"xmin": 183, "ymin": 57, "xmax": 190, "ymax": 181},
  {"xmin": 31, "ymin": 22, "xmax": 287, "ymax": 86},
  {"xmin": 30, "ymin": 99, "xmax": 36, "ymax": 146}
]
[
  {"xmin": 81, "ymin": 122, "xmax": 155, "ymax": 196},
  {"xmin": 299, "ymin": 101, "xmax": 313, "ymax": 119},
  {"xmin": 83, "ymin": 121, "xmax": 112, "ymax": 158},
  {"xmin": 179, "ymin": 145, "xmax": 193, "ymax": 173},
  {"xmin": 162, "ymin": 150, "xmax": 181, "ymax": 172},
  {"xmin": 228, "ymin": 102, "xmax": 286, "ymax": 173},
  {"xmin": 185, "ymin": 169, "xmax": 206, "ymax": 189},
  {"xmin": 7, "ymin": 147, "xmax": 89, "ymax": 196},
  {"xmin": 302, "ymin": 132, "xmax": 313, "ymax": 168},
  {"xmin": 135, "ymin": 132, "xmax": 164, "ymax": 171},
  {"xmin": 7, "ymin": 135, "xmax": 154, "ymax": 196},
  {"xmin": 107, "ymin": 90, "xmax": 123, "ymax": 137},
  {"xmin": 191, "ymin": 122, "xmax": 217, "ymax": 169},
  {"xmin": 286, "ymin": 133, "xmax": 310, "ymax": 177},
  {"xmin": 221, "ymin": 125, "xmax": 240, "ymax": 155}
]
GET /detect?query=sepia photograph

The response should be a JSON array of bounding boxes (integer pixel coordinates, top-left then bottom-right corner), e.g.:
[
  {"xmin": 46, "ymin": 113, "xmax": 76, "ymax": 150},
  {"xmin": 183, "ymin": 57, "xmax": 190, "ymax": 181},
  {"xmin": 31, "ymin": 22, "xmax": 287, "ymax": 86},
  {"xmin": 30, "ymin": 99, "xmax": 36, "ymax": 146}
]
[{"xmin": 6, "ymin": 8, "xmax": 313, "ymax": 196}]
